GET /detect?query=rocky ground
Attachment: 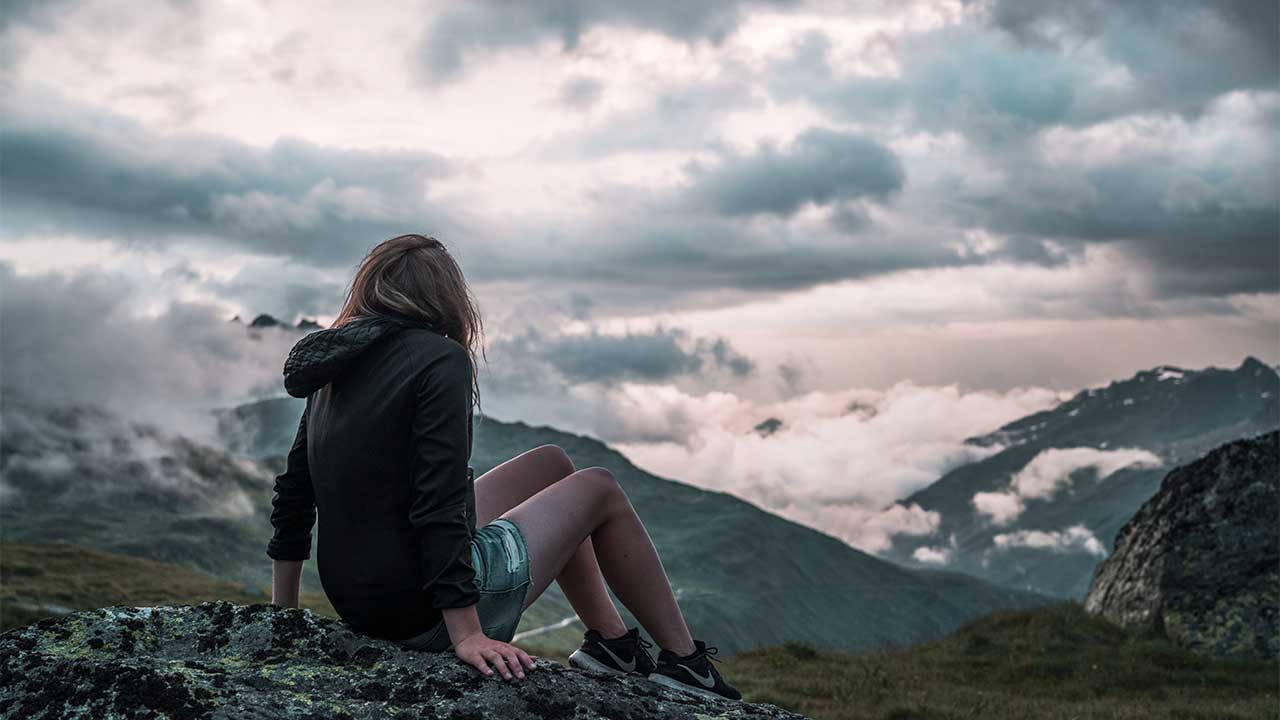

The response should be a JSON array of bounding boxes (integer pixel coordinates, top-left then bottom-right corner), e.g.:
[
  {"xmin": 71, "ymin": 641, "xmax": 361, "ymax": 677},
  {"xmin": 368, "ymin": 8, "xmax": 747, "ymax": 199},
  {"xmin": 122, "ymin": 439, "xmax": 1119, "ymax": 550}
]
[
  {"xmin": 0, "ymin": 601, "xmax": 806, "ymax": 720},
  {"xmin": 1085, "ymin": 430, "xmax": 1278, "ymax": 660}
]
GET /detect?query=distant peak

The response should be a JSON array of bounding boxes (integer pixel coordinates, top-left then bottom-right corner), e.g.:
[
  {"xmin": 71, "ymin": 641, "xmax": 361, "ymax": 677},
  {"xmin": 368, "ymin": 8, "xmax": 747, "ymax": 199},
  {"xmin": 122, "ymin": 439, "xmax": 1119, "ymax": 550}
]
[
  {"xmin": 249, "ymin": 314, "xmax": 282, "ymax": 328},
  {"xmin": 754, "ymin": 417, "xmax": 783, "ymax": 437},
  {"xmin": 1239, "ymin": 356, "xmax": 1271, "ymax": 373}
]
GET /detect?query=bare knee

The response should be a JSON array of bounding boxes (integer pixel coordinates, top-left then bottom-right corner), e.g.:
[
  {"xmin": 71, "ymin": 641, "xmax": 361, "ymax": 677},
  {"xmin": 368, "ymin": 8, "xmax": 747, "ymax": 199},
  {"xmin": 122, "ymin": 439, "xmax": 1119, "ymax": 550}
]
[
  {"xmin": 572, "ymin": 466, "xmax": 627, "ymax": 513},
  {"xmin": 529, "ymin": 443, "xmax": 575, "ymax": 479}
]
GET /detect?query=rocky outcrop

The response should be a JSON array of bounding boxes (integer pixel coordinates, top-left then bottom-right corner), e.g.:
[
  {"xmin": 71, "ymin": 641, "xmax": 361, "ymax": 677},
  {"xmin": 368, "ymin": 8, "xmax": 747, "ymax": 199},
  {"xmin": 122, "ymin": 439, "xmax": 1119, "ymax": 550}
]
[
  {"xmin": 1084, "ymin": 431, "xmax": 1279, "ymax": 659},
  {"xmin": 0, "ymin": 602, "xmax": 804, "ymax": 719}
]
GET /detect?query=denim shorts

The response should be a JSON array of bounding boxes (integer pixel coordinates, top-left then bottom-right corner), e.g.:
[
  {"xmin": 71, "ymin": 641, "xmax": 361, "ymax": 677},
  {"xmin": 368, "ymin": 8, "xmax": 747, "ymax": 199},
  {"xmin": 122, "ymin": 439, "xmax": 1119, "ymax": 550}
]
[{"xmin": 397, "ymin": 517, "xmax": 532, "ymax": 652}]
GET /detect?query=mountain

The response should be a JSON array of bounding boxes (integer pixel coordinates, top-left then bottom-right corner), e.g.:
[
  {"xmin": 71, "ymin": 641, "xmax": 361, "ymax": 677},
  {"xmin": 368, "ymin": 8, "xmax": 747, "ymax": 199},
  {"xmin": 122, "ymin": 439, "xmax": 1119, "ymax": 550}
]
[
  {"xmin": 0, "ymin": 386, "xmax": 1048, "ymax": 656},
  {"xmin": 883, "ymin": 357, "xmax": 1279, "ymax": 599},
  {"xmin": 0, "ymin": 389, "xmax": 290, "ymax": 590},
  {"xmin": 228, "ymin": 314, "xmax": 324, "ymax": 332},
  {"xmin": 1085, "ymin": 431, "xmax": 1279, "ymax": 660}
]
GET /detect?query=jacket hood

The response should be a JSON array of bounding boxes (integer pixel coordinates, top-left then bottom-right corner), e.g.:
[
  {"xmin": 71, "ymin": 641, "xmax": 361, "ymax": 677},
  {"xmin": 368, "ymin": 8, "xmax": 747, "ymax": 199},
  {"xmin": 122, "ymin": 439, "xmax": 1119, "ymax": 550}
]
[{"xmin": 282, "ymin": 314, "xmax": 442, "ymax": 398}]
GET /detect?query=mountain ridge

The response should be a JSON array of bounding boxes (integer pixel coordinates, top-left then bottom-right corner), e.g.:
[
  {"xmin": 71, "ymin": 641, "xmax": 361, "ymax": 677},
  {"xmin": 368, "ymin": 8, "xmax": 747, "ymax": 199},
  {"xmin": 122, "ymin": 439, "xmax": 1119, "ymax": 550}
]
[{"xmin": 885, "ymin": 356, "xmax": 1279, "ymax": 598}]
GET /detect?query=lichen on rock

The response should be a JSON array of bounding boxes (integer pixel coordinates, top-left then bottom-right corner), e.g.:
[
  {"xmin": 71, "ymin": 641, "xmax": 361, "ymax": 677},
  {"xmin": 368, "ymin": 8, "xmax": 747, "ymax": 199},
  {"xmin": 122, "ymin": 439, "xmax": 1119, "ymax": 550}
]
[
  {"xmin": 1084, "ymin": 430, "xmax": 1279, "ymax": 660},
  {"xmin": 0, "ymin": 602, "xmax": 806, "ymax": 719}
]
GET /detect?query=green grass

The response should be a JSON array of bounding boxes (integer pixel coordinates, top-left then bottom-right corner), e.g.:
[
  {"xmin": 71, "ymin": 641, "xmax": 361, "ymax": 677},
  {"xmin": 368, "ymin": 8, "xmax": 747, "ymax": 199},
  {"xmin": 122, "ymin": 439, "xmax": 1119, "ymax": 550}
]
[
  {"xmin": 719, "ymin": 602, "xmax": 1279, "ymax": 720},
  {"xmin": 0, "ymin": 542, "xmax": 336, "ymax": 631}
]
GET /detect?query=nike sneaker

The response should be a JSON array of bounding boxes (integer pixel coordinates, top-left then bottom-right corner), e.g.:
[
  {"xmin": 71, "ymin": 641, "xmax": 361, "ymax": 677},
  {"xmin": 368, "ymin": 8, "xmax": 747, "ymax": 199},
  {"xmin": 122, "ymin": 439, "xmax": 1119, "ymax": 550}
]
[
  {"xmin": 646, "ymin": 639, "xmax": 741, "ymax": 701},
  {"xmin": 568, "ymin": 627, "xmax": 657, "ymax": 676}
]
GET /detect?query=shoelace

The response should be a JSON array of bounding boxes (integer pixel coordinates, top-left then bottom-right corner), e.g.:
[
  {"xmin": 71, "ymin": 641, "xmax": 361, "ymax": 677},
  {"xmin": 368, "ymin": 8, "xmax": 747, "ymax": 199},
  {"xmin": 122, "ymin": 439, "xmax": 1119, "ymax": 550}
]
[
  {"xmin": 702, "ymin": 644, "xmax": 724, "ymax": 664},
  {"xmin": 634, "ymin": 635, "xmax": 656, "ymax": 664}
]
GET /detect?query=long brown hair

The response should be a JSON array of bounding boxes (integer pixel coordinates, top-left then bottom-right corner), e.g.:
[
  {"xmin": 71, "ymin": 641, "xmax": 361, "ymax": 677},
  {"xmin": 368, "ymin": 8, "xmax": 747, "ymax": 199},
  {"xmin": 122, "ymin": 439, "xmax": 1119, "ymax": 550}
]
[{"xmin": 332, "ymin": 233, "xmax": 485, "ymax": 415}]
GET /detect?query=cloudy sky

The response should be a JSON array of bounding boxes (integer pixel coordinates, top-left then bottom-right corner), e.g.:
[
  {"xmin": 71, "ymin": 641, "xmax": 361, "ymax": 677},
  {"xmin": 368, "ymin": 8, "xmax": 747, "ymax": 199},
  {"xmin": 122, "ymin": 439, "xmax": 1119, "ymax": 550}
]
[{"xmin": 2, "ymin": 0, "xmax": 1276, "ymax": 552}]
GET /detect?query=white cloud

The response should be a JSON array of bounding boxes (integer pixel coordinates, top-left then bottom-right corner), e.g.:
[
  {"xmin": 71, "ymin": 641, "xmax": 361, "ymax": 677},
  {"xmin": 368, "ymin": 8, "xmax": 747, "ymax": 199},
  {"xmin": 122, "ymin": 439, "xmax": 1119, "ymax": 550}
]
[
  {"xmin": 0, "ymin": 262, "xmax": 299, "ymax": 440},
  {"xmin": 598, "ymin": 379, "xmax": 1061, "ymax": 553},
  {"xmin": 992, "ymin": 525, "xmax": 1107, "ymax": 557},
  {"xmin": 971, "ymin": 490, "xmax": 1025, "ymax": 525},
  {"xmin": 1011, "ymin": 447, "xmax": 1163, "ymax": 500},
  {"xmin": 972, "ymin": 446, "xmax": 1163, "ymax": 525},
  {"xmin": 912, "ymin": 533, "xmax": 958, "ymax": 565}
]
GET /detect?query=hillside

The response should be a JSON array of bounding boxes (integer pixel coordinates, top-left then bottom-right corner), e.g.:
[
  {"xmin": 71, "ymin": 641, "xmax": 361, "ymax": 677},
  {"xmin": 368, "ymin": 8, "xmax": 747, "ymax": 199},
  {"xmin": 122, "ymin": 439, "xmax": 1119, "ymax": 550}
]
[
  {"xmin": 883, "ymin": 357, "xmax": 1279, "ymax": 598},
  {"xmin": 1, "ymin": 386, "xmax": 1047, "ymax": 657},
  {"xmin": 0, "ymin": 542, "xmax": 337, "ymax": 631}
]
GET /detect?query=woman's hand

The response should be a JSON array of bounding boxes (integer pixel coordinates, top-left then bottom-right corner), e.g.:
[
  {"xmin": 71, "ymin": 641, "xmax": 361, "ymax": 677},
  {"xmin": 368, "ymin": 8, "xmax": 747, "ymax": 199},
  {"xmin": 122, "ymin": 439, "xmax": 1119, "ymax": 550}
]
[{"xmin": 453, "ymin": 632, "xmax": 536, "ymax": 681}]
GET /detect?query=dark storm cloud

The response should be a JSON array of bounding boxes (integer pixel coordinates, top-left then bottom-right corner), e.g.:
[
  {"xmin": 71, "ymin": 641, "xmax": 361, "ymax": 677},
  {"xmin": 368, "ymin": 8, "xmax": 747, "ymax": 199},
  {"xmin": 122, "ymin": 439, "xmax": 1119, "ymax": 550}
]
[
  {"xmin": 486, "ymin": 212, "xmax": 987, "ymax": 293},
  {"xmin": 491, "ymin": 325, "xmax": 755, "ymax": 385},
  {"xmin": 415, "ymin": 0, "xmax": 798, "ymax": 83},
  {"xmin": 685, "ymin": 127, "xmax": 904, "ymax": 217},
  {"xmin": 980, "ymin": 0, "xmax": 1278, "ymax": 116},
  {"xmin": 966, "ymin": 158, "xmax": 1279, "ymax": 297},
  {"xmin": 775, "ymin": 5, "xmax": 1277, "ymax": 139},
  {"xmin": 767, "ymin": 16, "xmax": 1278, "ymax": 300},
  {"xmin": 0, "ymin": 92, "xmax": 457, "ymax": 266}
]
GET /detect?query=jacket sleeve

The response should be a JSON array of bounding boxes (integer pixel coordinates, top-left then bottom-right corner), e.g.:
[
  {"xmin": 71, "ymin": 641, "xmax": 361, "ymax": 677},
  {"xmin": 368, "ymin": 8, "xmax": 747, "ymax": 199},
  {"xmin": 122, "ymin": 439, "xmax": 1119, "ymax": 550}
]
[
  {"xmin": 266, "ymin": 399, "xmax": 317, "ymax": 561},
  {"xmin": 408, "ymin": 342, "xmax": 480, "ymax": 610}
]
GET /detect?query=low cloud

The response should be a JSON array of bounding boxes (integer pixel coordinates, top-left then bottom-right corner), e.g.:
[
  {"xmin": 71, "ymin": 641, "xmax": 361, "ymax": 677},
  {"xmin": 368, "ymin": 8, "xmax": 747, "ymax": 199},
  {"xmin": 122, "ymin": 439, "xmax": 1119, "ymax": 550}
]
[
  {"xmin": 972, "ymin": 446, "xmax": 1163, "ymax": 525},
  {"xmin": 607, "ymin": 380, "xmax": 1063, "ymax": 554},
  {"xmin": 992, "ymin": 524, "xmax": 1107, "ymax": 557},
  {"xmin": 971, "ymin": 491, "xmax": 1025, "ymax": 526},
  {"xmin": 0, "ymin": 261, "xmax": 296, "ymax": 439},
  {"xmin": 912, "ymin": 534, "xmax": 958, "ymax": 565}
]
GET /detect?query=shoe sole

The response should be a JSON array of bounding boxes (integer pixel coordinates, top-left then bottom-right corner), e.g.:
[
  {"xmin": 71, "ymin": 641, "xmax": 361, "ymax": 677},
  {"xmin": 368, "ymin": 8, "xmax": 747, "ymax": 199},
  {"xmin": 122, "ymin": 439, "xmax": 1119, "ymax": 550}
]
[
  {"xmin": 646, "ymin": 671, "xmax": 740, "ymax": 702},
  {"xmin": 568, "ymin": 649, "xmax": 628, "ymax": 675}
]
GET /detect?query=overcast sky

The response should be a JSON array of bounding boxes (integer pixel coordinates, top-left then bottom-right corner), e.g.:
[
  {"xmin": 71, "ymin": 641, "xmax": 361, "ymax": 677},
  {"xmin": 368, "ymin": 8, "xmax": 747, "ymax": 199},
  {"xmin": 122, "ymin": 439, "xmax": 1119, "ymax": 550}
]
[{"xmin": 2, "ymin": 0, "xmax": 1276, "ymax": 553}]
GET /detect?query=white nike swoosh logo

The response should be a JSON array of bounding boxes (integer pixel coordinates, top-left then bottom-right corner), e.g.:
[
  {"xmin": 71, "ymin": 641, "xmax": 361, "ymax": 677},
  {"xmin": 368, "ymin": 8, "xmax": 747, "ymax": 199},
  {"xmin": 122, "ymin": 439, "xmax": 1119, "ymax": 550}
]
[
  {"xmin": 678, "ymin": 663, "xmax": 716, "ymax": 688},
  {"xmin": 599, "ymin": 644, "xmax": 636, "ymax": 673}
]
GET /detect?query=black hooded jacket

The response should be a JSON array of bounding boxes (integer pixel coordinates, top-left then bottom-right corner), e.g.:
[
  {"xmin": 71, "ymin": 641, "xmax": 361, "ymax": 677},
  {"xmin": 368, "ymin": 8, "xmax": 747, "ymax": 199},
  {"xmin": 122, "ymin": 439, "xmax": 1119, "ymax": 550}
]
[{"xmin": 266, "ymin": 314, "xmax": 479, "ymax": 641}]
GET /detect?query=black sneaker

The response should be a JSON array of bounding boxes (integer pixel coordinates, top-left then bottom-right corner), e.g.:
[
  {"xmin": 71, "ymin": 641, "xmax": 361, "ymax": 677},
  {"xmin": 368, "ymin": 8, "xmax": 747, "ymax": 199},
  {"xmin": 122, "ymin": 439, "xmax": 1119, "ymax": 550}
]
[
  {"xmin": 646, "ymin": 639, "xmax": 741, "ymax": 701},
  {"xmin": 568, "ymin": 627, "xmax": 657, "ymax": 676}
]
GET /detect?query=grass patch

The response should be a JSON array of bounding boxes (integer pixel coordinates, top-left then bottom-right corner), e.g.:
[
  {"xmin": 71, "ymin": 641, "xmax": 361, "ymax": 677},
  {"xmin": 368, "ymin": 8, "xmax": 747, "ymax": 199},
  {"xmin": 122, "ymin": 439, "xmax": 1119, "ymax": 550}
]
[
  {"xmin": 723, "ymin": 603, "xmax": 1279, "ymax": 719},
  {"xmin": 0, "ymin": 542, "xmax": 335, "ymax": 631}
]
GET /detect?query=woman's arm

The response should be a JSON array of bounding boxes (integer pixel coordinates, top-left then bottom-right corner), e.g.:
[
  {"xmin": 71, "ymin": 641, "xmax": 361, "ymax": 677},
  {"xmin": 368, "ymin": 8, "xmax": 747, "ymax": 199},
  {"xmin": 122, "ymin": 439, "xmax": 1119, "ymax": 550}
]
[
  {"xmin": 407, "ymin": 340, "xmax": 534, "ymax": 681},
  {"xmin": 266, "ymin": 399, "xmax": 317, "ymax": 606},
  {"xmin": 272, "ymin": 559, "xmax": 304, "ymax": 608},
  {"xmin": 407, "ymin": 341, "xmax": 480, "ymax": 610}
]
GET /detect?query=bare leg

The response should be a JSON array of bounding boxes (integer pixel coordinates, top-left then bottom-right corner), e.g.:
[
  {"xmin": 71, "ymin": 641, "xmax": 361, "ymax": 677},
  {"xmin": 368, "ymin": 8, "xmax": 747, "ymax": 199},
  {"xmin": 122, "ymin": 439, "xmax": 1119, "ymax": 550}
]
[
  {"xmin": 501, "ymin": 466, "xmax": 697, "ymax": 657},
  {"xmin": 473, "ymin": 445, "xmax": 627, "ymax": 639}
]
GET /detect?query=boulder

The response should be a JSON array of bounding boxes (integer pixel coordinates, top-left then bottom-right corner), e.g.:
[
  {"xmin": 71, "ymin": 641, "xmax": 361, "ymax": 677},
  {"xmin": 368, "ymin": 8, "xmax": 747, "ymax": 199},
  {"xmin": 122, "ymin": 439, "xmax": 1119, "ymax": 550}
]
[
  {"xmin": 0, "ymin": 602, "xmax": 806, "ymax": 719},
  {"xmin": 1084, "ymin": 431, "xmax": 1279, "ymax": 659}
]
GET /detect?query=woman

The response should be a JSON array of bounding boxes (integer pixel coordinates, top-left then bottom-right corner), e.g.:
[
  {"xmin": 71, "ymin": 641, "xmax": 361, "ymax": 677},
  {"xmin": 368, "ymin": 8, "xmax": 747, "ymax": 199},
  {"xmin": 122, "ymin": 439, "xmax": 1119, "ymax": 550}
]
[{"xmin": 266, "ymin": 233, "xmax": 741, "ymax": 701}]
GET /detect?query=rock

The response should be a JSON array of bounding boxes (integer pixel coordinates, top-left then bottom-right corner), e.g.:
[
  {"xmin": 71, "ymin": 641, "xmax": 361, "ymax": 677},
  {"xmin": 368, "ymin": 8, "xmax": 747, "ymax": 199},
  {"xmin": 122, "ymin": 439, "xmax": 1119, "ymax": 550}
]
[
  {"xmin": 1084, "ymin": 431, "xmax": 1279, "ymax": 660},
  {"xmin": 0, "ymin": 602, "xmax": 806, "ymax": 719}
]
